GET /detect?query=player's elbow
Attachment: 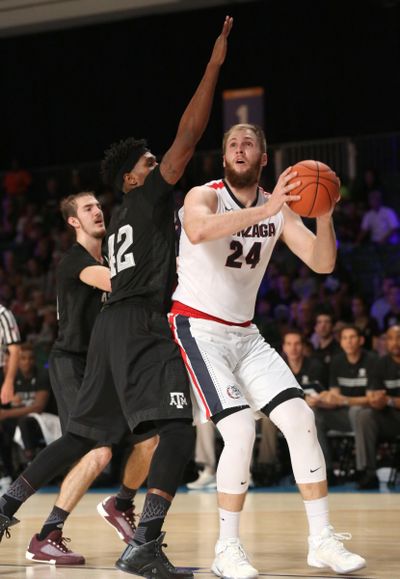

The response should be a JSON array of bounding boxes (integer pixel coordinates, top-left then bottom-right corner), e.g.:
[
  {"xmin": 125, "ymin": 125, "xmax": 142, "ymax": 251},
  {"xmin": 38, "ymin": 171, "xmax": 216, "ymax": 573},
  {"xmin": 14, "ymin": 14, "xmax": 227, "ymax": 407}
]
[
  {"xmin": 312, "ymin": 260, "xmax": 336, "ymax": 274},
  {"xmin": 184, "ymin": 224, "xmax": 207, "ymax": 245}
]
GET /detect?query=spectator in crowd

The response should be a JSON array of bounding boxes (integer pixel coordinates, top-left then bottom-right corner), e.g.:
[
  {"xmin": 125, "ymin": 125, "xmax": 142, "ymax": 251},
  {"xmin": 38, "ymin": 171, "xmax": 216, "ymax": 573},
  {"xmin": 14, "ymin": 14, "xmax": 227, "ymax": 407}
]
[
  {"xmin": 382, "ymin": 285, "xmax": 400, "ymax": 330},
  {"xmin": 349, "ymin": 294, "xmax": 380, "ymax": 350},
  {"xmin": 2, "ymin": 158, "xmax": 32, "ymax": 202},
  {"xmin": 334, "ymin": 200, "xmax": 362, "ymax": 246},
  {"xmin": 15, "ymin": 201, "xmax": 43, "ymax": 247},
  {"xmin": 310, "ymin": 312, "xmax": 342, "ymax": 388},
  {"xmin": 1, "ymin": 251, "xmax": 20, "ymax": 290},
  {"xmin": 314, "ymin": 325, "xmax": 378, "ymax": 483},
  {"xmin": 371, "ymin": 276, "xmax": 397, "ymax": 331},
  {"xmin": 292, "ymin": 263, "xmax": 319, "ymax": 300},
  {"xmin": 0, "ymin": 197, "xmax": 18, "ymax": 242},
  {"xmin": 282, "ymin": 330, "xmax": 326, "ymax": 406},
  {"xmin": 351, "ymin": 167, "xmax": 382, "ymax": 203},
  {"xmin": 355, "ymin": 325, "xmax": 400, "ymax": 490},
  {"xmin": 10, "ymin": 286, "xmax": 29, "ymax": 319},
  {"xmin": 293, "ymin": 297, "xmax": 317, "ymax": 341},
  {"xmin": 18, "ymin": 304, "xmax": 42, "ymax": 344},
  {"xmin": 268, "ymin": 273, "xmax": 297, "ymax": 319},
  {"xmin": 356, "ymin": 190, "xmax": 400, "ymax": 246},
  {"xmin": 0, "ymin": 343, "xmax": 59, "ymax": 488}
]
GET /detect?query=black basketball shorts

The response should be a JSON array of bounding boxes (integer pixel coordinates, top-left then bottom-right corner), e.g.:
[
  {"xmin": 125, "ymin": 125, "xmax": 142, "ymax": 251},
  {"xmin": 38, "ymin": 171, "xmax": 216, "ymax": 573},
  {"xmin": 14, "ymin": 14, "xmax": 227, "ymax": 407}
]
[
  {"xmin": 67, "ymin": 301, "xmax": 192, "ymax": 443},
  {"xmin": 49, "ymin": 349, "xmax": 137, "ymax": 446}
]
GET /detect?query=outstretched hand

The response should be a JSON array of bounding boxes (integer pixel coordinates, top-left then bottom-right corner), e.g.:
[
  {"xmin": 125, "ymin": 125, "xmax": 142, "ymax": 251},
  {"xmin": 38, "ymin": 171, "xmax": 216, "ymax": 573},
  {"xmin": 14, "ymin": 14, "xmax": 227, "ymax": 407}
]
[{"xmin": 209, "ymin": 16, "xmax": 233, "ymax": 67}]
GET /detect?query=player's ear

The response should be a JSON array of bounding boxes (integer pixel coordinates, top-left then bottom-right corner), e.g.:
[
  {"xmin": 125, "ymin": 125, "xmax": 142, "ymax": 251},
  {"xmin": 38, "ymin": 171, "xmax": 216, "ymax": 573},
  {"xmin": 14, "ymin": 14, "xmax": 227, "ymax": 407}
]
[
  {"xmin": 222, "ymin": 155, "xmax": 226, "ymax": 168},
  {"xmin": 68, "ymin": 216, "xmax": 79, "ymax": 229},
  {"xmin": 124, "ymin": 171, "xmax": 138, "ymax": 188},
  {"xmin": 261, "ymin": 153, "xmax": 268, "ymax": 167}
]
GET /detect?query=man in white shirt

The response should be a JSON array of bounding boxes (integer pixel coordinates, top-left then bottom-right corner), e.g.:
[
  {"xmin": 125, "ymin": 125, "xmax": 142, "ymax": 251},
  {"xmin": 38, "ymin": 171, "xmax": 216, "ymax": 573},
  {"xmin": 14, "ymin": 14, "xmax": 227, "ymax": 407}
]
[{"xmin": 357, "ymin": 190, "xmax": 400, "ymax": 245}]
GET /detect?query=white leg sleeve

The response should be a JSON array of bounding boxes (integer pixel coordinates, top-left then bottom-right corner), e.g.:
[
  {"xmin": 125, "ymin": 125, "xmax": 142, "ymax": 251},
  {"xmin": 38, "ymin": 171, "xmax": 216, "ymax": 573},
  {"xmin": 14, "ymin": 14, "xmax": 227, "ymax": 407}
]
[
  {"xmin": 270, "ymin": 398, "xmax": 326, "ymax": 484},
  {"xmin": 215, "ymin": 408, "xmax": 256, "ymax": 494},
  {"xmin": 195, "ymin": 421, "xmax": 216, "ymax": 470}
]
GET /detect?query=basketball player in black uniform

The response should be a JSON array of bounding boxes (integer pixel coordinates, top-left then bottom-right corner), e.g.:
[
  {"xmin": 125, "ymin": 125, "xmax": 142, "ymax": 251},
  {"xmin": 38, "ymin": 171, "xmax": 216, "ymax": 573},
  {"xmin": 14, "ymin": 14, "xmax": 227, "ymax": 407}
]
[
  {"xmin": 314, "ymin": 324, "xmax": 377, "ymax": 482},
  {"xmin": 0, "ymin": 16, "xmax": 233, "ymax": 578},
  {"xmin": 26, "ymin": 191, "xmax": 158, "ymax": 565},
  {"xmin": 355, "ymin": 324, "xmax": 400, "ymax": 489},
  {"xmin": 281, "ymin": 330, "xmax": 326, "ymax": 400}
]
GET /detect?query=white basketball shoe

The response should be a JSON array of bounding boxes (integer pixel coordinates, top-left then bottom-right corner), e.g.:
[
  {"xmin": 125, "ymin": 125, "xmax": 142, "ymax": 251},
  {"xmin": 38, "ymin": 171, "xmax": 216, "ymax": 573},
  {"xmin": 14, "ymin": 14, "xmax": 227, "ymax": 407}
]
[
  {"xmin": 308, "ymin": 525, "xmax": 366, "ymax": 574},
  {"xmin": 211, "ymin": 538, "xmax": 258, "ymax": 579}
]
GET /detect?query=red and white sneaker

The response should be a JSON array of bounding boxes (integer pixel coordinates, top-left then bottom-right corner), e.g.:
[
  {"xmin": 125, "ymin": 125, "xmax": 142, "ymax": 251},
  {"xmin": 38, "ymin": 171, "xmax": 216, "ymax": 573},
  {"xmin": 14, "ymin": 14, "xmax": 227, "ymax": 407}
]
[
  {"xmin": 97, "ymin": 495, "xmax": 137, "ymax": 544},
  {"xmin": 26, "ymin": 530, "xmax": 85, "ymax": 565}
]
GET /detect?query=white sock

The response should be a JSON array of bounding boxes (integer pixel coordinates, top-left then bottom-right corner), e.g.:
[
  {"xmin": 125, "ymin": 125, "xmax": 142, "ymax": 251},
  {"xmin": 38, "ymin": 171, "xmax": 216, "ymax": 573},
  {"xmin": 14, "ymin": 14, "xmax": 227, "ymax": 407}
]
[
  {"xmin": 218, "ymin": 508, "xmax": 240, "ymax": 540},
  {"xmin": 303, "ymin": 496, "xmax": 330, "ymax": 537}
]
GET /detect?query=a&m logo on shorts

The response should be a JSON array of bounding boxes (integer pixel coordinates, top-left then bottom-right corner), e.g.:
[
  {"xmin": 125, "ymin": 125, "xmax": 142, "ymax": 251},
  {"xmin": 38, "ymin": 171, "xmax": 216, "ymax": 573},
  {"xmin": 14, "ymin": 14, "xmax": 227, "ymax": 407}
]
[
  {"xmin": 170, "ymin": 392, "xmax": 188, "ymax": 409},
  {"xmin": 226, "ymin": 385, "xmax": 241, "ymax": 399}
]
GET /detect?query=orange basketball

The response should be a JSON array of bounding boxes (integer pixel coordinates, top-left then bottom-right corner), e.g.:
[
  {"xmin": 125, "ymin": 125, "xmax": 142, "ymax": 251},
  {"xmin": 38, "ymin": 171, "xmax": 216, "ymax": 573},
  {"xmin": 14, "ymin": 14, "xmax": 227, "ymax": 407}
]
[{"xmin": 287, "ymin": 160, "xmax": 340, "ymax": 218}]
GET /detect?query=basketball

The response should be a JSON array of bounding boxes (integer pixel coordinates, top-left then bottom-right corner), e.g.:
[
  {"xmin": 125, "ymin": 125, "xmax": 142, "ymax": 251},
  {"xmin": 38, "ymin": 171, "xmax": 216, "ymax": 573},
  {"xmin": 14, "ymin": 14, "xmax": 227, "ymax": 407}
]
[{"xmin": 287, "ymin": 160, "xmax": 340, "ymax": 218}]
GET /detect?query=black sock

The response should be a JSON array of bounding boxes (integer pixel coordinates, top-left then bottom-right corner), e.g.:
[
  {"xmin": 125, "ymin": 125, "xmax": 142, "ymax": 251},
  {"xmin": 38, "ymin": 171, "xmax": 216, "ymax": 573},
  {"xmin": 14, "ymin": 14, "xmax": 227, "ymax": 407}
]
[
  {"xmin": 0, "ymin": 476, "xmax": 36, "ymax": 518},
  {"xmin": 38, "ymin": 506, "xmax": 70, "ymax": 540},
  {"xmin": 115, "ymin": 484, "xmax": 137, "ymax": 512},
  {"xmin": 133, "ymin": 493, "xmax": 170, "ymax": 544}
]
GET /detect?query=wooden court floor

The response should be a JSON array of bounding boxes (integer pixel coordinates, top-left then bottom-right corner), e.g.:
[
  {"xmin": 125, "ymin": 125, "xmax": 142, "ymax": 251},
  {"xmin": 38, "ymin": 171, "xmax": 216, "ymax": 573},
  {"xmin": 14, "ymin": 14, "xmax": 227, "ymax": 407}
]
[{"xmin": 0, "ymin": 488, "xmax": 398, "ymax": 578}]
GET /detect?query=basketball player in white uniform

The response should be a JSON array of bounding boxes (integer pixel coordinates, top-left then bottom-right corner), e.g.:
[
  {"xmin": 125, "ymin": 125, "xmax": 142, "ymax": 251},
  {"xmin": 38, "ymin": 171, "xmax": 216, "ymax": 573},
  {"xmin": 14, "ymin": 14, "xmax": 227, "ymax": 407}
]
[{"xmin": 169, "ymin": 124, "xmax": 365, "ymax": 577}]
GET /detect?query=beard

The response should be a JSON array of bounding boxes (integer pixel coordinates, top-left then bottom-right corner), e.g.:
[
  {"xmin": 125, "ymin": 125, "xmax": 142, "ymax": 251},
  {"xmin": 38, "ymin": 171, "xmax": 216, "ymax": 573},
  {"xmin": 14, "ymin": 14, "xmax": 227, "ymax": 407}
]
[{"xmin": 224, "ymin": 157, "xmax": 262, "ymax": 189}]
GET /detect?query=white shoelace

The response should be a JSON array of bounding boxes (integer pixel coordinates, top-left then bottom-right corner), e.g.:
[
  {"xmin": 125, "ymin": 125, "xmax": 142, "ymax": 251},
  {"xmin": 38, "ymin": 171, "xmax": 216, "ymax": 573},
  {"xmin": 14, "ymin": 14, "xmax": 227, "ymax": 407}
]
[
  {"xmin": 323, "ymin": 531, "xmax": 355, "ymax": 556},
  {"xmin": 221, "ymin": 541, "xmax": 250, "ymax": 564}
]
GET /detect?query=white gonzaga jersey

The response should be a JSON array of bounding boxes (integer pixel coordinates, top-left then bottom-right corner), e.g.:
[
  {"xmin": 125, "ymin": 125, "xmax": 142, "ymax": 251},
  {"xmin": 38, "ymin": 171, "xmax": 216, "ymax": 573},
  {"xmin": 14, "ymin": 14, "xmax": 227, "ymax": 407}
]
[{"xmin": 173, "ymin": 179, "xmax": 284, "ymax": 323}]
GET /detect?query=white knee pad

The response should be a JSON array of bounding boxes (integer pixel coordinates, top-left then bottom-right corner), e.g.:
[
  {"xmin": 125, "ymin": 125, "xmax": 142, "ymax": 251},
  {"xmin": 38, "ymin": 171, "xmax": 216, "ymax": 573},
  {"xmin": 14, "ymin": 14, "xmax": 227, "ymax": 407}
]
[
  {"xmin": 215, "ymin": 408, "xmax": 256, "ymax": 494},
  {"xmin": 270, "ymin": 398, "xmax": 326, "ymax": 484}
]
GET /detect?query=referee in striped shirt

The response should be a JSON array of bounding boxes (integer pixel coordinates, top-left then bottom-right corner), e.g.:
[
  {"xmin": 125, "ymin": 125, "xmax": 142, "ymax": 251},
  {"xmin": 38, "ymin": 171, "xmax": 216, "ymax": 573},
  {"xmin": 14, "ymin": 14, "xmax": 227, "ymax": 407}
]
[{"xmin": 0, "ymin": 304, "xmax": 21, "ymax": 405}]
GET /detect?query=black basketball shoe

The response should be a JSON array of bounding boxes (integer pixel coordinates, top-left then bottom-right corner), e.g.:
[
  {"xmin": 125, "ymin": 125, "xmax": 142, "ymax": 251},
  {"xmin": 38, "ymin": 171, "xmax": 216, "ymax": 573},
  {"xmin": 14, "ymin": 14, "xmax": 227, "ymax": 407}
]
[
  {"xmin": 116, "ymin": 532, "xmax": 194, "ymax": 579},
  {"xmin": 0, "ymin": 512, "xmax": 20, "ymax": 541}
]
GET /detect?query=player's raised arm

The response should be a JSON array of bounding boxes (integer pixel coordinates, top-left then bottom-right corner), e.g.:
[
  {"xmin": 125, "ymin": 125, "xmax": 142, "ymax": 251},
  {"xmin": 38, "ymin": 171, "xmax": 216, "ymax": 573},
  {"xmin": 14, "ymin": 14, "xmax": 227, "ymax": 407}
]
[
  {"xmin": 160, "ymin": 15, "xmax": 233, "ymax": 185},
  {"xmin": 280, "ymin": 206, "xmax": 337, "ymax": 274}
]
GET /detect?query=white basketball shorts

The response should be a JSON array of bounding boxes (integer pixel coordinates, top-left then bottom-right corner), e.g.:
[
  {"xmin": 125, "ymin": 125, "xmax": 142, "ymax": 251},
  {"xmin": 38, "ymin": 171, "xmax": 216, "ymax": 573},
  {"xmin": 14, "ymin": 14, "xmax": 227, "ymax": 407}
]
[{"xmin": 169, "ymin": 314, "xmax": 303, "ymax": 424}]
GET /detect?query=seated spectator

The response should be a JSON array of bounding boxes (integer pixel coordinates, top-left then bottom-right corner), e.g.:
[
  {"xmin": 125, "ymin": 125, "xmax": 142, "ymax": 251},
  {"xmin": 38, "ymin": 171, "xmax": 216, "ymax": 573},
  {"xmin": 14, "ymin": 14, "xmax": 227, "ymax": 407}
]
[
  {"xmin": 266, "ymin": 272, "xmax": 297, "ymax": 318},
  {"xmin": 293, "ymin": 297, "xmax": 317, "ymax": 341},
  {"xmin": 281, "ymin": 329, "xmax": 326, "ymax": 405},
  {"xmin": 350, "ymin": 294, "xmax": 380, "ymax": 350},
  {"xmin": 310, "ymin": 311, "xmax": 342, "ymax": 388},
  {"xmin": 356, "ymin": 190, "xmax": 400, "ymax": 246},
  {"xmin": 355, "ymin": 325, "xmax": 400, "ymax": 490},
  {"xmin": 292, "ymin": 264, "xmax": 319, "ymax": 300},
  {"xmin": 2, "ymin": 158, "xmax": 32, "ymax": 202},
  {"xmin": 314, "ymin": 325, "xmax": 378, "ymax": 484},
  {"xmin": 18, "ymin": 303, "xmax": 42, "ymax": 344},
  {"xmin": 334, "ymin": 200, "xmax": 362, "ymax": 246},
  {"xmin": 382, "ymin": 285, "xmax": 400, "ymax": 330},
  {"xmin": 0, "ymin": 344, "xmax": 60, "ymax": 487},
  {"xmin": 0, "ymin": 197, "xmax": 18, "ymax": 242},
  {"xmin": 371, "ymin": 276, "xmax": 396, "ymax": 331}
]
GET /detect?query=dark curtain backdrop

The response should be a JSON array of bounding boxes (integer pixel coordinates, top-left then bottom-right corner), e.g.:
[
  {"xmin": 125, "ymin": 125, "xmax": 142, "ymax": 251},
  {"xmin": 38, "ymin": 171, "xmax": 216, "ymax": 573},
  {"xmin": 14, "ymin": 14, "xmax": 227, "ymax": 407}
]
[{"xmin": 1, "ymin": 0, "xmax": 399, "ymax": 168}]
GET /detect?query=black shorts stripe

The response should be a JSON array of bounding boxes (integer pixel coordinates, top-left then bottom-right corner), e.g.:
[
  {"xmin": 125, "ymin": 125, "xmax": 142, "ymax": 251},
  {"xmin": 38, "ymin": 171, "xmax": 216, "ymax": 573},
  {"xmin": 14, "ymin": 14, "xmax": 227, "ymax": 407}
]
[{"xmin": 175, "ymin": 315, "xmax": 224, "ymax": 418}]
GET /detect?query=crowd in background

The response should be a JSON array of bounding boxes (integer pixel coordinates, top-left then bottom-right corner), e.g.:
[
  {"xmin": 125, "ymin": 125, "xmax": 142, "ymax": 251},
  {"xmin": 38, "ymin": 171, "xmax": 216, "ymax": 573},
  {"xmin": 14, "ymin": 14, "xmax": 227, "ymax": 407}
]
[{"xmin": 0, "ymin": 155, "xmax": 399, "ymax": 488}]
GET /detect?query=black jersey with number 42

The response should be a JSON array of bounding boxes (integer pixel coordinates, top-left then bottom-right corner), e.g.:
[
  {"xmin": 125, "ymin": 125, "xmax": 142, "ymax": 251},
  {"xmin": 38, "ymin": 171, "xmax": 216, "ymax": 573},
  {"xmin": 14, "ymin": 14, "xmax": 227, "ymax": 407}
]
[{"xmin": 106, "ymin": 166, "xmax": 176, "ymax": 313}]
